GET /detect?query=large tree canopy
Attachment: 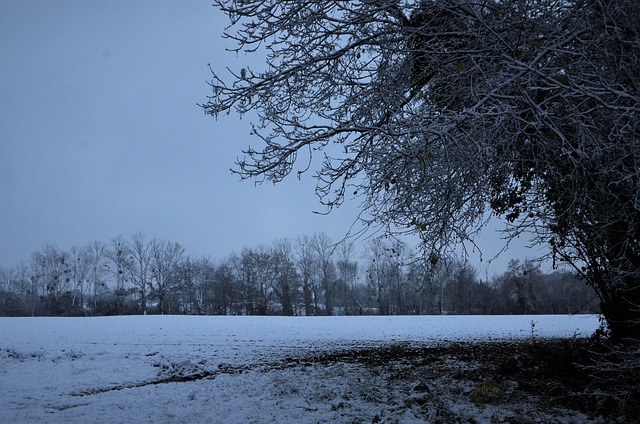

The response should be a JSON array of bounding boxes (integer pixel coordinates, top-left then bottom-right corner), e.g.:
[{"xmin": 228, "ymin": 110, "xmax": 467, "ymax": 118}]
[{"xmin": 203, "ymin": 0, "xmax": 640, "ymax": 339}]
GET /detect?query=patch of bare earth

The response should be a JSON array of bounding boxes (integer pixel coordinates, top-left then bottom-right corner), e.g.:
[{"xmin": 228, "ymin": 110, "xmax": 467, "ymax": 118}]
[
  {"xmin": 270, "ymin": 338, "xmax": 639, "ymax": 423},
  {"xmin": 63, "ymin": 338, "xmax": 638, "ymax": 423}
]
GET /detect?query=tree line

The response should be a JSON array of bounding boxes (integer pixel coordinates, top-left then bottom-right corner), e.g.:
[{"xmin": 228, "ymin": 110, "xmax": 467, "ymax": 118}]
[{"xmin": 0, "ymin": 232, "xmax": 598, "ymax": 317}]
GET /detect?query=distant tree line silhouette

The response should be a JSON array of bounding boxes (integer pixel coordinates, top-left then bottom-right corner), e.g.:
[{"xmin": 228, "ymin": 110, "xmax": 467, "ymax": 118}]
[{"xmin": 0, "ymin": 232, "xmax": 598, "ymax": 317}]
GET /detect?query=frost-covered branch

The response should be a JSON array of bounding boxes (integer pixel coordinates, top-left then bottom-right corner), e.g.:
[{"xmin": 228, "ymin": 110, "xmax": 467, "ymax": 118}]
[{"xmin": 203, "ymin": 0, "xmax": 640, "ymax": 338}]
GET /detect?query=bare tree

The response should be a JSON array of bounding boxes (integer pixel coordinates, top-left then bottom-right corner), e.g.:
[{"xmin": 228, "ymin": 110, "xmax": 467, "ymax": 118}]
[
  {"xmin": 386, "ymin": 240, "xmax": 408, "ymax": 315},
  {"xmin": 336, "ymin": 241, "xmax": 358, "ymax": 314},
  {"xmin": 311, "ymin": 232, "xmax": 337, "ymax": 315},
  {"xmin": 107, "ymin": 235, "xmax": 131, "ymax": 314},
  {"xmin": 234, "ymin": 247, "xmax": 263, "ymax": 315},
  {"xmin": 449, "ymin": 261, "xmax": 478, "ymax": 315},
  {"xmin": 210, "ymin": 258, "xmax": 236, "ymax": 315},
  {"xmin": 150, "ymin": 238, "xmax": 185, "ymax": 314},
  {"xmin": 0, "ymin": 262, "xmax": 35, "ymax": 316},
  {"xmin": 271, "ymin": 238, "xmax": 299, "ymax": 316},
  {"xmin": 204, "ymin": 0, "xmax": 640, "ymax": 339},
  {"xmin": 84, "ymin": 241, "xmax": 109, "ymax": 315},
  {"xmin": 406, "ymin": 261, "xmax": 434, "ymax": 315},
  {"xmin": 0, "ymin": 265, "xmax": 30, "ymax": 316},
  {"xmin": 126, "ymin": 233, "xmax": 152, "ymax": 315},
  {"xmin": 295, "ymin": 235, "xmax": 317, "ymax": 316},
  {"xmin": 365, "ymin": 239, "xmax": 389, "ymax": 315},
  {"xmin": 182, "ymin": 256, "xmax": 215, "ymax": 315},
  {"xmin": 251, "ymin": 245, "xmax": 276, "ymax": 314},
  {"xmin": 66, "ymin": 245, "xmax": 89, "ymax": 312},
  {"xmin": 30, "ymin": 244, "xmax": 67, "ymax": 315},
  {"xmin": 364, "ymin": 240, "xmax": 406, "ymax": 315}
]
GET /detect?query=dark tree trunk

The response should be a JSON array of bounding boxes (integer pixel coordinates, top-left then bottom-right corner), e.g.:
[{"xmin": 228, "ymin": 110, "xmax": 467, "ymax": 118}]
[
  {"xmin": 599, "ymin": 278, "xmax": 640, "ymax": 340},
  {"xmin": 281, "ymin": 285, "xmax": 293, "ymax": 316}
]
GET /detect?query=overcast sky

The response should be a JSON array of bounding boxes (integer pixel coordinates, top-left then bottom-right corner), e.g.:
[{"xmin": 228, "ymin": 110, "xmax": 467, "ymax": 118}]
[{"xmin": 0, "ymin": 0, "xmax": 545, "ymax": 273}]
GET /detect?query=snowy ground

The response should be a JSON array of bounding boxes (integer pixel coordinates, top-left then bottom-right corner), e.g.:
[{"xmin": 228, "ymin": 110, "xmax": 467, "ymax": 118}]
[{"xmin": 0, "ymin": 315, "xmax": 601, "ymax": 423}]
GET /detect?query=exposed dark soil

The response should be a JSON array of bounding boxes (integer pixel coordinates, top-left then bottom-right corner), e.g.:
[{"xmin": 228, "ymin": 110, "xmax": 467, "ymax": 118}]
[
  {"xmin": 69, "ymin": 337, "xmax": 639, "ymax": 422},
  {"xmin": 289, "ymin": 338, "xmax": 640, "ymax": 422}
]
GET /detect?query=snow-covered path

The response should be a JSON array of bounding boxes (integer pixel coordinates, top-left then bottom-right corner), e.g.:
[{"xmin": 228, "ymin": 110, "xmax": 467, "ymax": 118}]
[{"xmin": 0, "ymin": 315, "xmax": 600, "ymax": 423}]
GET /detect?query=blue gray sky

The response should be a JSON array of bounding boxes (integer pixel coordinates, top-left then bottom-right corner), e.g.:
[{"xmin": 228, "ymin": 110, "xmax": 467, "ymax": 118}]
[{"xmin": 0, "ymin": 0, "xmax": 542, "ymax": 273}]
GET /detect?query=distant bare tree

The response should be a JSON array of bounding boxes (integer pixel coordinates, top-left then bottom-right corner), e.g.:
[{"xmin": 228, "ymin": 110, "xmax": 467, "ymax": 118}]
[
  {"xmin": 449, "ymin": 261, "xmax": 479, "ymax": 315},
  {"xmin": 126, "ymin": 233, "xmax": 152, "ymax": 315},
  {"xmin": 494, "ymin": 260, "xmax": 541, "ymax": 315},
  {"xmin": 84, "ymin": 241, "xmax": 109, "ymax": 315},
  {"xmin": 0, "ymin": 266, "xmax": 24, "ymax": 316},
  {"xmin": 385, "ymin": 241, "xmax": 408, "ymax": 315},
  {"xmin": 311, "ymin": 232, "xmax": 336, "ymax": 315},
  {"xmin": 405, "ymin": 261, "xmax": 431, "ymax": 315},
  {"xmin": 234, "ymin": 247, "xmax": 261, "ymax": 315},
  {"xmin": 179, "ymin": 256, "xmax": 215, "ymax": 315},
  {"xmin": 150, "ymin": 239, "xmax": 185, "ymax": 314},
  {"xmin": 107, "ymin": 235, "xmax": 131, "ymax": 314},
  {"xmin": 30, "ymin": 244, "xmax": 67, "ymax": 314},
  {"xmin": 335, "ymin": 241, "xmax": 358, "ymax": 314},
  {"xmin": 66, "ymin": 245, "xmax": 89, "ymax": 312},
  {"xmin": 272, "ymin": 238, "xmax": 299, "ymax": 316},
  {"xmin": 295, "ymin": 235, "xmax": 317, "ymax": 316},
  {"xmin": 365, "ymin": 239, "xmax": 389, "ymax": 315}
]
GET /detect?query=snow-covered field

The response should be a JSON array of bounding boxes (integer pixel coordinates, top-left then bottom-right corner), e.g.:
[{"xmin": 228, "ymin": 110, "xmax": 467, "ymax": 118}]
[{"xmin": 0, "ymin": 315, "xmax": 600, "ymax": 423}]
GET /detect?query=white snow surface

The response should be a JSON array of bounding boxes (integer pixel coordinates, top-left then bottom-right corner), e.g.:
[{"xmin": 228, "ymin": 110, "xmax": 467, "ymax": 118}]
[{"xmin": 0, "ymin": 315, "xmax": 600, "ymax": 423}]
